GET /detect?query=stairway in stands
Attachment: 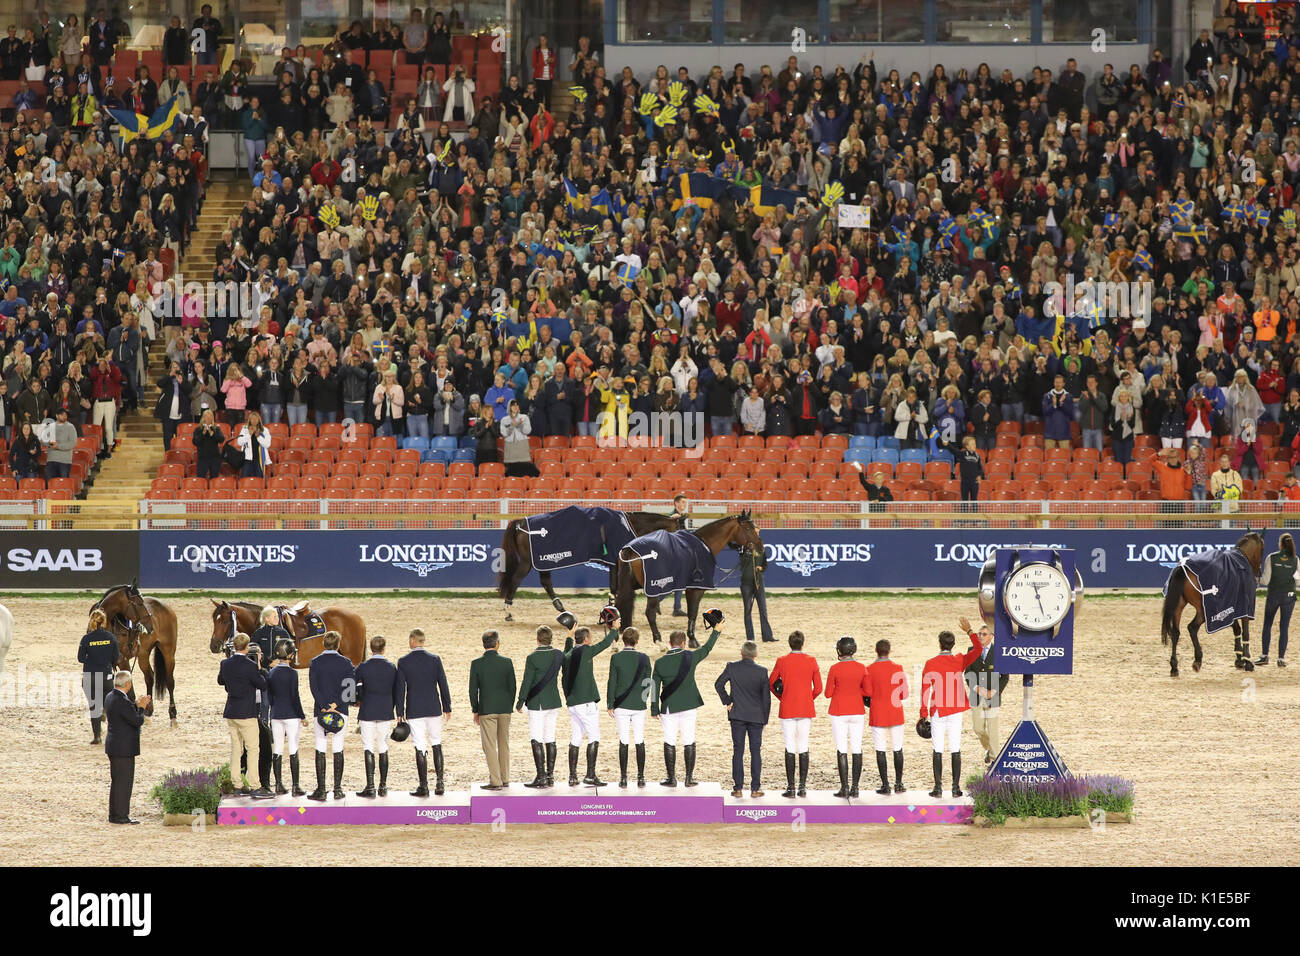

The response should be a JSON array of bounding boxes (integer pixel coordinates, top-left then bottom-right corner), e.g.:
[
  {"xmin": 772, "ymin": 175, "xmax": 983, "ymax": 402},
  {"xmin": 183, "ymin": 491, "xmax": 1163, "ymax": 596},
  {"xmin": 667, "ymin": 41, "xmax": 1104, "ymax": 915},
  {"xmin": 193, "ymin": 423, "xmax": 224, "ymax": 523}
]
[{"xmin": 86, "ymin": 174, "xmax": 249, "ymax": 508}]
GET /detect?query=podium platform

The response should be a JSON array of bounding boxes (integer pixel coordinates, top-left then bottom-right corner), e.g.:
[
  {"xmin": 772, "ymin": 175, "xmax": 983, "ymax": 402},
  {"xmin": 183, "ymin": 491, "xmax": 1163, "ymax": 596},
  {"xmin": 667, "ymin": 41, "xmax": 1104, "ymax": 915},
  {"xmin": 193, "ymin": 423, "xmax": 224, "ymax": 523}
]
[
  {"xmin": 217, "ymin": 791, "xmax": 472, "ymax": 826},
  {"xmin": 722, "ymin": 789, "xmax": 973, "ymax": 824},
  {"xmin": 470, "ymin": 781, "xmax": 726, "ymax": 824}
]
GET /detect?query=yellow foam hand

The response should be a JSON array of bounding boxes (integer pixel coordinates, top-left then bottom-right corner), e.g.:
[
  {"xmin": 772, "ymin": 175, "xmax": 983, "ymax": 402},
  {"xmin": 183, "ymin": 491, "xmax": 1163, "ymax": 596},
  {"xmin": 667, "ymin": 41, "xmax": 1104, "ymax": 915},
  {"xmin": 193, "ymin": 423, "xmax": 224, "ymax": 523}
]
[
  {"xmin": 822, "ymin": 181, "xmax": 845, "ymax": 208},
  {"xmin": 655, "ymin": 105, "xmax": 678, "ymax": 127},
  {"xmin": 360, "ymin": 195, "xmax": 379, "ymax": 221},
  {"xmin": 638, "ymin": 92, "xmax": 659, "ymax": 116},
  {"xmin": 317, "ymin": 204, "xmax": 340, "ymax": 230},
  {"xmin": 667, "ymin": 81, "xmax": 686, "ymax": 107},
  {"xmin": 693, "ymin": 94, "xmax": 719, "ymax": 115}
]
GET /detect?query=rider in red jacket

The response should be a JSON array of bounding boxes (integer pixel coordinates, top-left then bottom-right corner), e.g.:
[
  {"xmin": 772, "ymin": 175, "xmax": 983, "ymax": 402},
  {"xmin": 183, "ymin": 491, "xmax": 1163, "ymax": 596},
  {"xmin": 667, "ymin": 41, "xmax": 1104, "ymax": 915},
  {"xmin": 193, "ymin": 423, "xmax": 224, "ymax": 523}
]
[
  {"xmin": 920, "ymin": 619, "xmax": 986, "ymax": 798},
  {"xmin": 769, "ymin": 631, "xmax": 822, "ymax": 797}
]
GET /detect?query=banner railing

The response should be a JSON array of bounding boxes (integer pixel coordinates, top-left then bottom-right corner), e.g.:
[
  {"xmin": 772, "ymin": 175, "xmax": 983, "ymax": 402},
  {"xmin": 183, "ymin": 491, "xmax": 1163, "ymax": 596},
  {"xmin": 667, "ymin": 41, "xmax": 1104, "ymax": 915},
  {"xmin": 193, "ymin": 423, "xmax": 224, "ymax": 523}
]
[{"xmin": 16, "ymin": 497, "xmax": 1293, "ymax": 532}]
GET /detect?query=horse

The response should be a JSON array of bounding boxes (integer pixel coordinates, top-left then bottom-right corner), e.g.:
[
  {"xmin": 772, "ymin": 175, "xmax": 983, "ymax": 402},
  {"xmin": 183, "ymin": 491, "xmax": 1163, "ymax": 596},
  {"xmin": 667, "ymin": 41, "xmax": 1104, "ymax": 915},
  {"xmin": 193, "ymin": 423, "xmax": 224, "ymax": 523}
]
[
  {"xmin": 208, "ymin": 600, "xmax": 367, "ymax": 668},
  {"xmin": 615, "ymin": 510, "xmax": 764, "ymax": 647},
  {"xmin": 0, "ymin": 602, "xmax": 12, "ymax": 676},
  {"xmin": 499, "ymin": 508, "xmax": 685, "ymax": 623},
  {"xmin": 1161, "ymin": 531, "xmax": 1264, "ymax": 677},
  {"xmin": 91, "ymin": 583, "xmax": 181, "ymax": 725}
]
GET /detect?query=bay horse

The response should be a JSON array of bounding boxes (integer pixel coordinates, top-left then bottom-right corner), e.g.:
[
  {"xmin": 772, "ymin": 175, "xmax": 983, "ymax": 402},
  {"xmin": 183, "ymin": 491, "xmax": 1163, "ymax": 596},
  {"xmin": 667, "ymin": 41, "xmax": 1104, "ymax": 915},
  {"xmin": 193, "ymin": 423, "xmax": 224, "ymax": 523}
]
[
  {"xmin": 615, "ymin": 510, "xmax": 763, "ymax": 647},
  {"xmin": 208, "ymin": 600, "xmax": 367, "ymax": 668},
  {"xmin": 499, "ymin": 509, "xmax": 684, "ymax": 623},
  {"xmin": 1161, "ymin": 531, "xmax": 1264, "ymax": 677},
  {"xmin": 91, "ymin": 584, "xmax": 180, "ymax": 725}
]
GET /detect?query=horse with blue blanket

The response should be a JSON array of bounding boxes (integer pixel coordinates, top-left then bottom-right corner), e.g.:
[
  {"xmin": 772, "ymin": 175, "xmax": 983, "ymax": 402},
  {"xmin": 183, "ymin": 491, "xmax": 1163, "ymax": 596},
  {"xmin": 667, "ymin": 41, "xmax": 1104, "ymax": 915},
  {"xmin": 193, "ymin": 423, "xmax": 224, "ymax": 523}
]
[
  {"xmin": 615, "ymin": 511, "xmax": 763, "ymax": 647},
  {"xmin": 499, "ymin": 506, "xmax": 684, "ymax": 625},
  {"xmin": 1161, "ymin": 532, "xmax": 1264, "ymax": 677}
]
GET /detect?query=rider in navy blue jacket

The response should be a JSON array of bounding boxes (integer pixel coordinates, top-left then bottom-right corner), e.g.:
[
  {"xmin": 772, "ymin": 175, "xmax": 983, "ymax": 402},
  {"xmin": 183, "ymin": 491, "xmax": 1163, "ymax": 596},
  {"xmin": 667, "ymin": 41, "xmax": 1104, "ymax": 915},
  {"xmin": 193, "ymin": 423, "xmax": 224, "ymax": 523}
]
[
  {"xmin": 307, "ymin": 632, "xmax": 357, "ymax": 799},
  {"xmin": 397, "ymin": 629, "xmax": 453, "ymax": 796},
  {"xmin": 218, "ymin": 643, "xmax": 267, "ymax": 719},
  {"xmin": 354, "ymin": 636, "xmax": 405, "ymax": 798},
  {"xmin": 266, "ymin": 645, "xmax": 306, "ymax": 796}
]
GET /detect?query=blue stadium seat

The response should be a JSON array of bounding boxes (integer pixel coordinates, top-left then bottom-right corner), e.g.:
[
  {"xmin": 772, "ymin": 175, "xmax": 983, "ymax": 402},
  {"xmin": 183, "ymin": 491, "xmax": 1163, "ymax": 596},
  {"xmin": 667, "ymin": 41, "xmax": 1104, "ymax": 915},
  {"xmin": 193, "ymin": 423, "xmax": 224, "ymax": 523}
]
[
  {"xmin": 928, "ymin": 449, "xmax": 955, "ymax": 465},
  {"xmin": 431, "ymin": 436, "xmax": 458, "ymax": 452},
  {"xmin": 458, "ymin": 436, "xmax": 478, "ymax": 450},
  {"xmin": 870, "ymin": 449, "xmax": 899, "ymax": 465},
  {"xmin": 848, "ymin": 435, "xmax": 877, "ymax": 450},
  {"xmin": 899, "ymin": 449, "xmax": 927, "ymax": 465},
  {"xmin": 452, "ymin": 448, "xmax": 477, "ymax": 463},
  {"xmin": 876, "ymin": 436, "xmax": 901, "ymax": 450},
  {"xmin": 844, "ymin": 448, "xmax": 872, "ymax": 465},
  {"xmin": 422, "ymin": 448, "xmax": 452, "ymax": 465},
  {"xmin": 402, "ymin": 436, "xmax": 430, "ymax": 451}
]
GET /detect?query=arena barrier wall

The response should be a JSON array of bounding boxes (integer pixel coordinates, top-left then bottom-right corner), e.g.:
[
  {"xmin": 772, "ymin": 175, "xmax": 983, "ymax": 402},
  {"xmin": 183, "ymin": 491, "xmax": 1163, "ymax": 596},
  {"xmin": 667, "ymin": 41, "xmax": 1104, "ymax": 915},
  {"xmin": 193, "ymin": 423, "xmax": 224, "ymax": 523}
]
[{"xmin": 123, "ymin": 529, "xmax": 1282, "ymax": 591}]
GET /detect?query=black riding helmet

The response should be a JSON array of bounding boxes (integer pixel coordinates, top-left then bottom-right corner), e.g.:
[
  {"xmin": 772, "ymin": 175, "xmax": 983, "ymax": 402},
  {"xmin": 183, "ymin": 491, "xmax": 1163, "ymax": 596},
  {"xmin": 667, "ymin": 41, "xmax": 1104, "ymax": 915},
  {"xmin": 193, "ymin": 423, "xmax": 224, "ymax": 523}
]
[{"xmin": 836, "ymin": 636, "xmax": 857, "ymax": 658}]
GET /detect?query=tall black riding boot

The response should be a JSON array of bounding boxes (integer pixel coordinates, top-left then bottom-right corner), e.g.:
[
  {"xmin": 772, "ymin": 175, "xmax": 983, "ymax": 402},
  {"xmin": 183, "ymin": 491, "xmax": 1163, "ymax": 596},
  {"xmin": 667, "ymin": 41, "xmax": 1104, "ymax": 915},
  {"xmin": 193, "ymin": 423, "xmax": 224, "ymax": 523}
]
[
  {"xmin": 356, "ymin": 751, "xmax": 377, "ymax": 798},
  {"xmin": 618, "ymin": 743, "xmax": 629, "ymax": 787},
  {"xmin": 929, "ymin": 752, "xmax": 944, "ymax": 798},
  {"xmin": 875, "ymin": 750, "xmax": 891, "ymax": 795},
  {"xmin": 90, "ymin": 717, "xmax": 102, "ymax": 745},
  {"xmin": 524, "ymin": 741, "xmax": 546, "ymax": 788},
  {"xmin": 567, "ymin": 744, "xmax": 580, "ymax": 786},
  {"xmin": 893, "ymin": 749, "xmax": 906, "ymax": 793},
  {"xmin": 683, "ymin": 744, "xmax": 697, "ymax": 786},
  {"xmin": 797, "ymin": 752, "xmax": 809, "ymax": 797},
  {"xmin": 307, "ymin": 751, "xmax": 328, "ymax": 800},
  {"xmin": 661, "ymin": 744, "xmax": 677, "ymax": 787},
  {"xmin": 544, "ymin": 742, "xmax": 557, "ymax": 787},
  {"xmin": 951, "ymin": 753, "xmax": 963, "ymax": 798},
  {"xmin": 432, "ymin": 745, "xmax": 445, "ymax": 795},
  {"xmin": 273, "ymin": 755, "xmax": 288, "ymax": 795},
  {"xmin": 378, "ymin": 753, "xmax": 389, "ymax": 796},
  {"xmin": 833, "ymin": 752, "xmax": 850, "ymax": 797},
  {"xmin": 781, "ymin": 752, "xmax": 797, "ymax": 798},
  {"xmin": 635, "ymin": 743, "xmax": 646, "ymax": 786},
  {"xmin": 290, "ymin": 753, "xmax": 305, "ymax": 796},
  {"xmin": 584, "ymin": 742, "xmax": 607, "ymax": 786},
  {"xmin": 410, "ymin": 751, "xmax": 429, "ymax": 797},
  {"xmin": 332, "ymin": 752, "xmax": 345, "ymax": 800},
  {"xmin": 850, "ymin": 753, "xmax": 863, "ymax": 798}
]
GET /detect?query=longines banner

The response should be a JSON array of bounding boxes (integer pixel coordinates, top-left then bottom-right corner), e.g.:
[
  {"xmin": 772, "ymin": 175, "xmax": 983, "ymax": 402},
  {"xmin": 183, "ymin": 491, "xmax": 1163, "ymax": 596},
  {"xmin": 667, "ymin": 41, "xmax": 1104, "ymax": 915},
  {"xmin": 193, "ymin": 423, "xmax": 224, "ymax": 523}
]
[
  {"xmin": 0, "ymin": 531, "xmax": 140, "ymax": 588},
  {"xmin": 133, "ymin": 529, "xmax": 1279, "ymax": 591}
]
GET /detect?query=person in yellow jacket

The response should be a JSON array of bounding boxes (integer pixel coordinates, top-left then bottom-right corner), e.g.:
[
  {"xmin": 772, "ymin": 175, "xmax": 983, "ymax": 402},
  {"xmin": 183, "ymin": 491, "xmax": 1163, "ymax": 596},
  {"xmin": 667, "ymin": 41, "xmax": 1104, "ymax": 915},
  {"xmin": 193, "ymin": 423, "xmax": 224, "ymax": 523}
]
[
  {"xmin": 1209, "ymin": 453, "xmax": 1243, "ymax": 512},
  {"xmin": 597, "ymin": 374, "xmax": 632, "ymax": 442}
]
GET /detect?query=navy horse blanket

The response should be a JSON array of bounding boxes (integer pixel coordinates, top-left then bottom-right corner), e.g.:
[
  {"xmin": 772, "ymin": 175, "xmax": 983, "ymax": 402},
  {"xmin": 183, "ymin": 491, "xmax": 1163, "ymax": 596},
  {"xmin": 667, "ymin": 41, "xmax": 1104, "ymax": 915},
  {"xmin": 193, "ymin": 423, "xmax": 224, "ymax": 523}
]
[
  {"xmin": 1177, "ymin": 548, "xmax": 1257, "ymax": 634},
  {"xmin": 621, "ymin": 530, "xmax": 717, "ymax": 598},
  {"xmin": 525, "ymin": 506, "xmax": 635, "ymax": 572}
]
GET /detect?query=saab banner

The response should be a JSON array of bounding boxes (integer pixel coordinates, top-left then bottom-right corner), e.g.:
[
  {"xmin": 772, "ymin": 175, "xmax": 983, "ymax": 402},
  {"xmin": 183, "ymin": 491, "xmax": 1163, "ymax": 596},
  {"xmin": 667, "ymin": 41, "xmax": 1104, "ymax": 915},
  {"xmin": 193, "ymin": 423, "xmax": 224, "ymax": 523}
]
[
  {"xmin": 0, "ymin": 531, "xmax": 140, "ymax": 588},
  {"xmin": 137, "ymin": 529, "xmax": 1271, "ymax": 591}
]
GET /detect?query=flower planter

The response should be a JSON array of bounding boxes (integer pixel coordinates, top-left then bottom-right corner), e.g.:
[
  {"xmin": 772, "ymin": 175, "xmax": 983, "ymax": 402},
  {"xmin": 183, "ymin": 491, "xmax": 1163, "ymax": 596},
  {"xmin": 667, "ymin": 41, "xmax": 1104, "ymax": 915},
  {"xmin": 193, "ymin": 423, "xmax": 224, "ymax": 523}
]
[
  {"xmin": 162, "ymin": 812, "xmax": 219, "ymax": 826},
  {"xmin": 974, "ymin": 810, "xmax": 1135, "ymax": 828}
]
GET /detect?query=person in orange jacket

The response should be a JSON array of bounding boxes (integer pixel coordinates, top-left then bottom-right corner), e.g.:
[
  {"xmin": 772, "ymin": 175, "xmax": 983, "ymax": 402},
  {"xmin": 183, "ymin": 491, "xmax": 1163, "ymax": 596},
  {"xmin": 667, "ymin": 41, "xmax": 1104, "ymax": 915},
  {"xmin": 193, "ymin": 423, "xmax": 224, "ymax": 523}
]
[
  {"xmin": 866, "ymin": 638, "xmax": 909, "ymax": 794},
  {"xmin": 919, "ymin": 620, "xmax": 986, "ymax": 798},
  {"xmin": 824, "ymin": 636, "xmax": 870, "ymax": 798},
  {"xmin": 769, "ymin": 631, "xmax": 822, "ymax": 797}
]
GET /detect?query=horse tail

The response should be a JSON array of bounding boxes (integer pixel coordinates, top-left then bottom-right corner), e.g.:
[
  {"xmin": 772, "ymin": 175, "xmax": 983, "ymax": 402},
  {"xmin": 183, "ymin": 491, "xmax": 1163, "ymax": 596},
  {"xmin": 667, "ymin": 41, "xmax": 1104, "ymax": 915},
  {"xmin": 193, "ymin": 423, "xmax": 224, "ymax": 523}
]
[
  {"xmin": 1161, "ymin": 566, "xmax": 1185, "ymax": 647},
  {"xmin": 152, "ymin": 642, "xmax": 170, "ymax": 703},
  {"xmin": 499, "ymin": 520, "xmax": 522, "ymax": 600}
]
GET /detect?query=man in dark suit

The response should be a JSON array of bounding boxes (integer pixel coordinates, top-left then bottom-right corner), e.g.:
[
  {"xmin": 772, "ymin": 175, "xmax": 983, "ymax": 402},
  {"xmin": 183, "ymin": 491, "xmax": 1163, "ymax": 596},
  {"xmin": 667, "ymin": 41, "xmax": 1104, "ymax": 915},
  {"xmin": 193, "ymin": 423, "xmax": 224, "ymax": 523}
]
[
  {"xmin": 354, "ymin": 635, "xmax": 404, "ymax": 798},
  {"xmin": 397, "ymin": 628, "xmax": 452, "ymax": 797},
  {"xmin": 468, "ymin": 630, "xmax": 516, "ymax": 790},
  {"xmin": 105, "ymin": 671, "xmax": 149, "ymax": 823},
  {"xmin": 217, "ymin": 632, "xmax": 272, "ymax": 798},
  {"xmin": 154, "ymin": 361, "xmax": 193, "ymax": 451},
  {"xmin": 307, "ymin": 630, "xmax": 357, "ymax": 800},
  {"xmin": 714, "ymin": 641, "xmax": 771, "ymax": 797}
]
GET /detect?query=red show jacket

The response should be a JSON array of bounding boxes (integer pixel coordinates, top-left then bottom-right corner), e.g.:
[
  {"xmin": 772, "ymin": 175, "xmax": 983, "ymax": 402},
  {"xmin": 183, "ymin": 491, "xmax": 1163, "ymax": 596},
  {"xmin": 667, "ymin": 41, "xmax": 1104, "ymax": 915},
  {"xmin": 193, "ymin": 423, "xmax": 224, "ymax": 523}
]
[
  {"xmin": 865, "ymin": 659, "xmax": 909, "ymax": 726},
  {"xmin": 919, "ymin": 635, "xmax": 984, "ymax": 719},
  {"xmin": 770, "ymin": 652, "xmax": 822, "ymax": 719},
  {"xmin": 824, "ymin": 659, "xmax": 870, "ymax": 716}
]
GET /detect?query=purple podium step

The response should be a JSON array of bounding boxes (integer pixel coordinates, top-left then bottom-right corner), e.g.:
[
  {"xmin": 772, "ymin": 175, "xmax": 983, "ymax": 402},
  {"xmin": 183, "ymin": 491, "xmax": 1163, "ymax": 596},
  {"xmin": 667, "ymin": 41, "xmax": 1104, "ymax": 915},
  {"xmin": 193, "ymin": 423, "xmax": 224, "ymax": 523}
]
[
  {"xmin": 218, "ymin": 791, "xmax": 472, "ymax": 826},
  {"xmin": 722, "ymin": 789, "xmax": 973, "ymax": 824},
  {"xmin": 470, "ymin": 781, "xmax": 725, "ymax": 823}
]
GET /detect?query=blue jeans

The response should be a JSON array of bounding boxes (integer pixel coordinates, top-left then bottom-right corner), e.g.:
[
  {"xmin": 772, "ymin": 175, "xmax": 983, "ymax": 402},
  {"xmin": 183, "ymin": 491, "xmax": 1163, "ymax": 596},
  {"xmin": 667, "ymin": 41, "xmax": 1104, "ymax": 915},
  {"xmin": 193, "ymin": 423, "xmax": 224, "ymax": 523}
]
[
  {"xmin": 578, "ymin": 421, "xmax": 599, "ymax": 437},
  {"xmin": 1261, "ymin": 592, "xmax": 1294, "ymax": 659},
  {"xmin": 376, "ymin": 419, "xmax": 396, "ymax": 438},
  {"xmin": 1191, "ymin": 482, "xmax": 1207, "ymax": 501},
  {"xmin": 406, "ymin": 414, "xmax": 429, "ymax": 438},
  {"xmin": 343, "ymin": 402, "xmax": 365, "ymax": 424},
  {"xmin": 710, "ymin": 415, "xmax": 734, "ymax": 436},
  {"xmin": 999, "ymin": 402, "xmax": 1024, "ymax": 423},
  {"xmin": 1081, "ymin": 428, "xmax": 1103, "ymax": 451},
  {"xmin": 286, "ymin": 403, "xmax": 309, "ymax": 426},
  {"xmin": 45, "ymin": 460, "xmax": 70, "ymax": 479},
  {"xmin": 315, "ymin": 410, "xmax": 339, "ymax": 426},
  {"xmin": 245, "ymin": 138, "xmax": 266, "ymax": 177},
  {"xmin": 260, "ymin": 403, "xmax": 283, "ymax": 425}
]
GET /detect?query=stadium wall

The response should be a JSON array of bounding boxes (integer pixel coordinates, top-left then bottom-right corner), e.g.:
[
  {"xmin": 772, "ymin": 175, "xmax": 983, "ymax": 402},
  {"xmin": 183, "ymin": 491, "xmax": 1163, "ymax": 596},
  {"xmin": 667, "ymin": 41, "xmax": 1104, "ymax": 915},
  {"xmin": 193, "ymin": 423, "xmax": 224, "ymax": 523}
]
[{"xmin": 0, "ymin": 529, "xmax": 1272, "ymax": 590}]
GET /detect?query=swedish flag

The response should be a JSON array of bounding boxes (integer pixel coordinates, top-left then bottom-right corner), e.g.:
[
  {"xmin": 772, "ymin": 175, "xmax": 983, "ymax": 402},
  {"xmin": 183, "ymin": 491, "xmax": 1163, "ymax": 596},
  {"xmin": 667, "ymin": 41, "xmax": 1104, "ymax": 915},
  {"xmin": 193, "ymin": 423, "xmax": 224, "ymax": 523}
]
[
  {"xmin": 1170, "ymin": 198, "xmax": 1194, "ymax": 225},
  {"xmin": 110, "ymin": 95, "xmax": 183, "ymax": 143},
  {"xmin": 105, "ymin": 106, "xmax": 148, "ymax": 143},
  {"xmin": 609, "ymin": 190, "xmax": 627, "ymax": 223},
  {"xmin": 670, "ymin": 172, "xmax": 724, "ymax": 211},
  {"xmin": 1256, "ymin": 207, "xmax": 1271, "ymax": 228},
  {"xmin": 590, "ymin": 188, "xmax": 611, "ymax": 217},
  {"xmin": 1133, "ymin": 248, "xmax": 1153, "ymax": 272},
  {"xmin": 614, "ymin": 261, "xmax": 640, "ymax": 284},
  {"xmin": 1223, "ymin": 201, "xmax": 1245, "ymax": 221},
  {"xmin": 562, "ymin": 176, "xmax": 582, "ymax": 214},
  {"xmin": 972, "ymin": 207, "xmax": 995, "ymax": 234},
  {"xmin": 1103, "ymin": 211, "xmax": 1119, "ymax": 231},
  {"xmin": 1175, "ymin": 223, "xmax": 1208, "ymax": 244},
  {"xmin": 939, "ymin": 216, "xmax": 960, "ymax": 244}
]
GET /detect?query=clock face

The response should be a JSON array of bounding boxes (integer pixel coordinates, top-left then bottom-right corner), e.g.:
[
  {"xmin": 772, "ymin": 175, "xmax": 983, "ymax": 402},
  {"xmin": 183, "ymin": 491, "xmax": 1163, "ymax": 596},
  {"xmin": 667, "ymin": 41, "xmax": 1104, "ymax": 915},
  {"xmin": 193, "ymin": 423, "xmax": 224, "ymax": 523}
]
[{"xmin": 1004, "ymin": 563, "xmax": 1072, "ymax": 631}]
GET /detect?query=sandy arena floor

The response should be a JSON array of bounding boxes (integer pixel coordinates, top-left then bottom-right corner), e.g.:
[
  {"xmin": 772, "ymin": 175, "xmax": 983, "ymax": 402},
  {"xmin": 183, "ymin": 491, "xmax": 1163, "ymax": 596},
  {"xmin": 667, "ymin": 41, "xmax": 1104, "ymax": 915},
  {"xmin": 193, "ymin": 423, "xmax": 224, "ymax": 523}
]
[{"xmin": 1, "ymin": 592, "xmax": 1296, "ymax": 866}]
